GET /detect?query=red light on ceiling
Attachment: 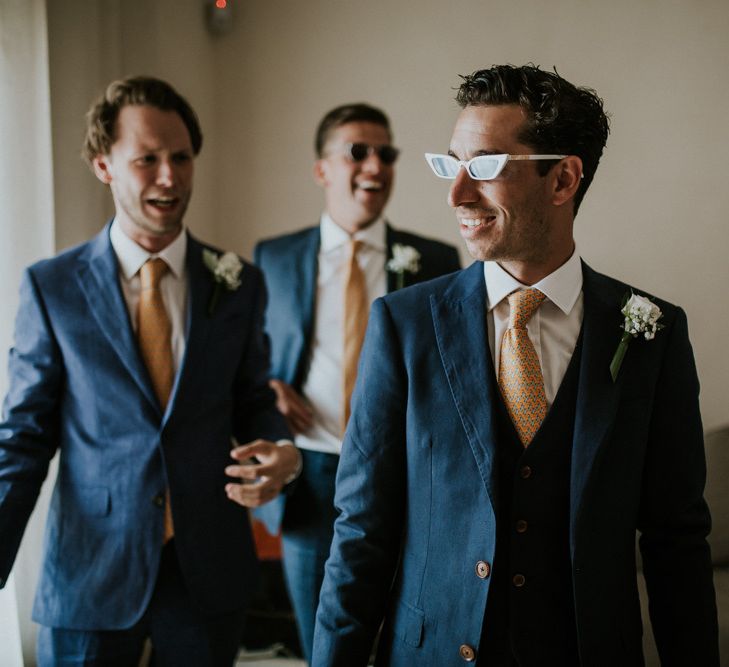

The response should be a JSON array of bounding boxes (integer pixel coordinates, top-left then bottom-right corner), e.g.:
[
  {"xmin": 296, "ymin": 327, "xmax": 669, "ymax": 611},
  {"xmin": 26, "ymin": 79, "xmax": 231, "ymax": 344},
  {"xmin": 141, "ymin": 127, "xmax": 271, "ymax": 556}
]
[{"xmin": 215, "ymin": 0, "xmax": 227, "ymax": 8}]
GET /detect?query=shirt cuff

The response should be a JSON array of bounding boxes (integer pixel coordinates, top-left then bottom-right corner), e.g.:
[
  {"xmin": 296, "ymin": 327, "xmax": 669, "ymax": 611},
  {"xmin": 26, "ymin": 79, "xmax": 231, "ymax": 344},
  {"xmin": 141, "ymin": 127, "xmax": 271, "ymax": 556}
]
[{"xmin": 276, "ymin": 439, "xmax": 303, "ymax": 484}]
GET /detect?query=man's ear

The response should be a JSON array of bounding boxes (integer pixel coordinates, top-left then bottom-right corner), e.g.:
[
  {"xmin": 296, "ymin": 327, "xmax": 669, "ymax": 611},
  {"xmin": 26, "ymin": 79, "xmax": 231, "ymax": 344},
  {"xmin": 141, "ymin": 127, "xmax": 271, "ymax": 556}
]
[
  {"xmin": 92, "ymin": 155, "xmax": 113, "ymax": 185},
  {"xmin": 313, "ymin": 159, "xmax": 329, "ymax": 187},
  {"xmin": 551, "ymin": 155, "xmax": 583, "ymax": 208}
]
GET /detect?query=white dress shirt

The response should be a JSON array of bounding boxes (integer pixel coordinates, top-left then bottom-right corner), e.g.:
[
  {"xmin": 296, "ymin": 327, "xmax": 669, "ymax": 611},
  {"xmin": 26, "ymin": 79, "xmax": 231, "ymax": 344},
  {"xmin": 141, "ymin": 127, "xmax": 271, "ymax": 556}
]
[
  {"xmin": 296, "ymin": 214, "xmax": 388, "ymax": 455},
  {"xmin": 110, "ymin": 219, "xmax": 188, "ymax": 374},
  {"xmin": 485, "ymin": 250, "xmax": 584, "ymax": 407}
]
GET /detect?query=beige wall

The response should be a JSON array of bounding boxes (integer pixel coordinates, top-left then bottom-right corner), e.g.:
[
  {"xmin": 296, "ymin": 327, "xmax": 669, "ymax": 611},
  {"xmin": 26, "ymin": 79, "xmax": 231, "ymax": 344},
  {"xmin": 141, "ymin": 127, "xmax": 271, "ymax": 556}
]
[{"xmin": 46, "ymin": 0, "xmax": 729, "ymax": 430}]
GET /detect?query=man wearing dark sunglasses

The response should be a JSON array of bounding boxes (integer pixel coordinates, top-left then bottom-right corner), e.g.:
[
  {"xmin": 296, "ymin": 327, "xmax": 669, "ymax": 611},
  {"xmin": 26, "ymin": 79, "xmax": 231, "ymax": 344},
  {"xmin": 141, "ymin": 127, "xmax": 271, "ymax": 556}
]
[
  {"xmin": 253, "ymin": 102, "xmax": 460, "ymax": 662},
  {"xmin": 313, "ymin": 66, "xmax": 718, "ymax": 666}
]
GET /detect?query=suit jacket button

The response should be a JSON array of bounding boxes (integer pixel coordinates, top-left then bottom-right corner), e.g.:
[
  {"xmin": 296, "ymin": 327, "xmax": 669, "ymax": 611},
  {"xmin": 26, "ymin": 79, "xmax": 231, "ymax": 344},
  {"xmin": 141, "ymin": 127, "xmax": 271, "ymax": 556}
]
[
  {"xmin": 515, "ymin": 519, "xmax": 528, "ymax": 533},
  {"xmin": 459, "ymin": 644, "xmax": 476, "ymax": 662},
  {"xmin": 152, "ymin": 494, "xmax": 165, "ymax": 508},
  {"xmin": 475, "ymin": 561, "xmax": 491, "ymax": 579},
  {"xmin": 520, "ymin": 465, "xmax": 533, "ymax": 479},
  {"xmin": 513, "ymin": 573, "xmax": 526, "ymax": 587}
]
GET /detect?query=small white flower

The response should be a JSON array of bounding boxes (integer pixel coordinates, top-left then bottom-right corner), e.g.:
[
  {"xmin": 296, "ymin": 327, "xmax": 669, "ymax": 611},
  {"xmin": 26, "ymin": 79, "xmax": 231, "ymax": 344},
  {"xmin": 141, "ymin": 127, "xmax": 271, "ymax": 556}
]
[
  {"xmin": 203, "ymin": 249, "xmax": 243, "ymax": 290},
  {"xmin": 610, "ymin": 292, "xmax": 664, "ymax": 382},
  {"xmin": 387, "ymin": 244, "xmax": 421, "ymax": 275},
  {"xmin": 203, "ymin": 249, "xmax": 243, "ymax": 315},
  {"xmin": 621, "ymin": 293, "xmax": 663, "ymax": 340}
]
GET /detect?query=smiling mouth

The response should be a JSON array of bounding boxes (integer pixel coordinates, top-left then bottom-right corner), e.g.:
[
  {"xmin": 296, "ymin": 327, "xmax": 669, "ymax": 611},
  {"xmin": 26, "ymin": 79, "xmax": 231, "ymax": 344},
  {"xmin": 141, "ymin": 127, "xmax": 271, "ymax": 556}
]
[
  {"xmin": 459, "ymin": 215, "xmax": 496, "ymax": 228},
  {"xmin": 356, "ymin": 180, "xmax": 384, "ymax": 192},
  {"xmin": 146, "ymin": 196, "xmax": 179, "ymax": 209}
]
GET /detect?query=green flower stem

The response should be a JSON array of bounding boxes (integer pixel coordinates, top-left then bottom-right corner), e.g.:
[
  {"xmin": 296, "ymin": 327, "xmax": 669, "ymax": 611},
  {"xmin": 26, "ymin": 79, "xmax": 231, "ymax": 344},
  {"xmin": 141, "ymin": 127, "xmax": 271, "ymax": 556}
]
[
  {"xmin": 396, "ymin": 272, "xmax": 404, "ymax": 290},
  {"xmin": 609, "ymin": 332, "xmax": 632, "ymax": 382}
]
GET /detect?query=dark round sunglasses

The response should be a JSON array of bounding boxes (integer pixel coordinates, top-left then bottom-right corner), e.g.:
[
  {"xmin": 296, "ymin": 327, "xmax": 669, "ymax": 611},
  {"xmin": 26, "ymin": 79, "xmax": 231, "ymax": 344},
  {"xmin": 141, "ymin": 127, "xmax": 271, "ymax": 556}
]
[{"xmin": 330, "ymin": 142, "xmax": 400, "ymax": 166}]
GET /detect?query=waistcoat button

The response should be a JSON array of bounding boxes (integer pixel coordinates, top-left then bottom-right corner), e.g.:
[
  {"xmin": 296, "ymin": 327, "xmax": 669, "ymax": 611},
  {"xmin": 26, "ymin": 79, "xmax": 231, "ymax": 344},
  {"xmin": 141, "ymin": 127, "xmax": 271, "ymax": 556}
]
[
  {"xmin": 519, "ymin": 465, "xmax": 532, "ymax": 479},
  {"xmin": 516, "ymin": 519, "xmax": 528, "ymax": 533},
  {"xmin": 512, "ymin": 573, "xmax": 526, "ymax": 587}
]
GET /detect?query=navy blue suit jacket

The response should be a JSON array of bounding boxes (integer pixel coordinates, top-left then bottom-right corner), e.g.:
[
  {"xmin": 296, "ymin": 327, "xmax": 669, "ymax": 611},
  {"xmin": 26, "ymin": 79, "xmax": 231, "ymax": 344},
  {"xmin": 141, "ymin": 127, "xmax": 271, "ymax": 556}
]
[
  {"xmin": 312, "ymin": 261, "xmax": 719, "ymax": 666},
  {"xmin": 254, "ymin": 223, "xmax": 461, "ymax": 390},
  {"xmin": 0, "ymin": 224, "xmax": 290, "ymax": 629},
  {"xmin": 252, "ymin": 223, "xmax": 461, "ymax": 532}
]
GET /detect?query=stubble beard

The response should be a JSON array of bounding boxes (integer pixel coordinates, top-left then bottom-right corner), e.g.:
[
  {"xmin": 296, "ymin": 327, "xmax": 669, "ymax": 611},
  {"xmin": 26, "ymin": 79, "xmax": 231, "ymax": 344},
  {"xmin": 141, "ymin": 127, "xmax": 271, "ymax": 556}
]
[{"xmin": 465, "ymin": 207, "xmax": 550, "ymax": 266}]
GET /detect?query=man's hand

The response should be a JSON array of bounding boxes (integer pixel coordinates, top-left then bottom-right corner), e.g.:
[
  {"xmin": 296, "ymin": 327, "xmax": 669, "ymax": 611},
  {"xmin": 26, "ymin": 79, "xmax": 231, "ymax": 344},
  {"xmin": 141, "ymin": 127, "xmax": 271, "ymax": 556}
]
[
  {"xmin": 269, "ymin": 379, "xmax": 314, "ymax": 434},
  {"xmin": 224, "ymin": 439, "xmax": 301, "ymax": 508}
]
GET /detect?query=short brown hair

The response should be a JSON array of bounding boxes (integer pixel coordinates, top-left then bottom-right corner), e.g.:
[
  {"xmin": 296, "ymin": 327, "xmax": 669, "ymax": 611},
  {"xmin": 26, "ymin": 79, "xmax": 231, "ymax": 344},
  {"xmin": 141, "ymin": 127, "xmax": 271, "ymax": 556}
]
[
  {"xmin": 82, "ymin": 76, "xmax": 203, "ymax": 166},
  {"xmin": 456, "ymin": 65, "xmax": 609, "ymax": 214},
  {"xmin": 315, "ymin": 103, "xmax": 391, "ymax": 157}
]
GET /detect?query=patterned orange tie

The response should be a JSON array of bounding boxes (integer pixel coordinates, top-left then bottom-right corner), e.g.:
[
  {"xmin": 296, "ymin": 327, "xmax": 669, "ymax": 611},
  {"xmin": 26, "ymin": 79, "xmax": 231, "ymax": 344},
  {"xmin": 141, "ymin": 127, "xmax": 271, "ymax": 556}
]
[
  {"xmin": 138, "ymin": 258, "xmax": 175, "ymax": 541},
  {"xmin": 498, "ymin": 288, "xmax": 547, "ymax": 446},
  {"xmin": 342, "ymin": 240, "xmax": 368, "ymax": 431}
]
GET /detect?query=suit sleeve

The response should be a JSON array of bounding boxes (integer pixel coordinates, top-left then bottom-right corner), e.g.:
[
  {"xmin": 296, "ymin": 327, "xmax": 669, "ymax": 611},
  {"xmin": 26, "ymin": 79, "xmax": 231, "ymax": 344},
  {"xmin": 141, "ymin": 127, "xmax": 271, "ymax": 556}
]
[
  {"xmin": 230, "ymin": 266, "xmax": 290, "ymax": 444},
  {"xmin": 312, "ymin": 297, "xmax": 407, "ymax": 666},
  {"xmin": 0, "ymin": 269, "xmax": 62, "ymax": 586},
  {"xmin": 637, "ymin": 307, "xmax": 719, "ymax": 664}
]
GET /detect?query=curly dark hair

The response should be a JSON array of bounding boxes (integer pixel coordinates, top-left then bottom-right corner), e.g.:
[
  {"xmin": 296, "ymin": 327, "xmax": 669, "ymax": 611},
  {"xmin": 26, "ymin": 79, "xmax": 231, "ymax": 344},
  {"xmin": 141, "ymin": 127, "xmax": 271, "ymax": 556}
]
[
  {"xmin": 456, "ymin": 64, "xmax": 609, "ymax": 214},
  {"xmin": 315, "ymin": 103, "xmax": 392, "ymax": 157},
  {"xmin": 82, "ymin": 76, "xmax": 202, "ymax": 165}
]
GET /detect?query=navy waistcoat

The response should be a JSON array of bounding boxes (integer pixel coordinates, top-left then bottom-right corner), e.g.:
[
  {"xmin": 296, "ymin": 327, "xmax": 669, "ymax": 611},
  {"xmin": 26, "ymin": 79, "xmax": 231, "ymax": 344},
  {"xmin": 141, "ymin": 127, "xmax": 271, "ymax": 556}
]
[{"xmin": 479, "ymin": 337, "xmax": 583, "ymax": 667}]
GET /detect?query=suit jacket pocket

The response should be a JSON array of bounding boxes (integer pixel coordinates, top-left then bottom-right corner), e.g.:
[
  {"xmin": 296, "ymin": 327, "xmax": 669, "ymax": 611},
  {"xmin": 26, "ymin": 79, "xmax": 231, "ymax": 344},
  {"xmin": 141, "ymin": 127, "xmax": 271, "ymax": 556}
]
[{"xmin": 391, "ymin": 600, "xmax": 425, "ymax": 648}]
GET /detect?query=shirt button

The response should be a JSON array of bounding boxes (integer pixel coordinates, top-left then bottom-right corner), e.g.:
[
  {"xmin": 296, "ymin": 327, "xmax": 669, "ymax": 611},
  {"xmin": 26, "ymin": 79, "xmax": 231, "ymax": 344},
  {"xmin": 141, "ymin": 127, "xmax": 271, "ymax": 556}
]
[
  {"xmin": 152, "ymin": 494, "xmax": 165, "ymax": 508},
  {"xmin": 459, "ymin": 644, "xmax": 476, "ymax": 662},
  {"xmin": 520, "ymin": 465, "xmax": 533, "ymax": 479},
  {"xmin": 515, "ymin": 519, "xmax": 528, "ymax": 533},
  {"xmin": 475, "ymin": 561, "xmax": 491, "ymax": 579},
  {"xmin": 512, "ymin": 573, "xmax": 526, "ymax": 588}
]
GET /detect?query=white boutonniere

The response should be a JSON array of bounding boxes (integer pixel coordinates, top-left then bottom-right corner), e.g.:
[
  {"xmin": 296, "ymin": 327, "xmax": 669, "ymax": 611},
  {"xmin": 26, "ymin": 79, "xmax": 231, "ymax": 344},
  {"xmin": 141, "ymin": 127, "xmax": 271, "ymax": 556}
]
[
  {"xmin": 609, "ymin": 292, "xmax": 664, "ymax": 381},
  {"xmin": 203, "ymin": 249, "xmax": 243, "ymax": 315},
  {"xmin": 387, "ymin": 244, "xmax": 421, "ymax": 290}
]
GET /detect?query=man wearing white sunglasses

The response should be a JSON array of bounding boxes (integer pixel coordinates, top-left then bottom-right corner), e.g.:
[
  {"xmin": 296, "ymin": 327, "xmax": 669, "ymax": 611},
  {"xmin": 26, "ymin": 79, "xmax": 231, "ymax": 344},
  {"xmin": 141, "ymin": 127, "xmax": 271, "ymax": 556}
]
[
  {"xmin": 253, "ymin": 103, "xmax": 460, "ymax": 662},
  {"xmin": 313, "ymin": 66, "xmax": 718, "ymax": 666}
]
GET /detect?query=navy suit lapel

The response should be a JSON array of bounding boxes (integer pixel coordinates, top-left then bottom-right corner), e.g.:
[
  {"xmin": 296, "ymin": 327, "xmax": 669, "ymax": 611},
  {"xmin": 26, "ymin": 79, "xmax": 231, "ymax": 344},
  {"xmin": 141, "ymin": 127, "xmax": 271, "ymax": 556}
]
[
  {"xmin": 287, "ymin": 227, "xmax": 320, "ymax": 387},
  {"xmin": 432, "ymin": 262, "xmax": 498, "ymax": 497},
  {"xmin": 76, "ymin": 224, "xmax": 159, "ymax": 411},
  {"xmin": 298, "ymin": 226, "xmax": 320, "ymax": 343},
  {"xmin": 570, "ymin": 262, "xmax": 625, "ymax": 551},
  {"xmin": 164, "ymin": 234, "xmax": 213, "ymax": 424}
]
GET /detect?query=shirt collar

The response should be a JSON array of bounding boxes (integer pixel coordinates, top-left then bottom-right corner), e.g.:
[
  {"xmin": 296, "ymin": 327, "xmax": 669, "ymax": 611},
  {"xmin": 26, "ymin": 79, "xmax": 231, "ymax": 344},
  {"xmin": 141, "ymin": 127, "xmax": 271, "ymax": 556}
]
[
  {"xmin": 484, "ymin": 248, "xmax": 583, "ymax": 315},
  {"xmin": 110, "ymin": 218, "xmax": 187, "ymax": 280},
  {"xmin": 319, "ymin": 213, "xmax": 387, "ymax": 253}
]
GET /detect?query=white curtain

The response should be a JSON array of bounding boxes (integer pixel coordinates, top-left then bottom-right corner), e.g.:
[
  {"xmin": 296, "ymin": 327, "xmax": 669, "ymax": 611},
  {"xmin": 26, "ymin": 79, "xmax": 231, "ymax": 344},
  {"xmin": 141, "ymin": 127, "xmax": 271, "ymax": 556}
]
[{"xmin": 0, "ymin": 0, "xmax": 57, "ymax": 664}]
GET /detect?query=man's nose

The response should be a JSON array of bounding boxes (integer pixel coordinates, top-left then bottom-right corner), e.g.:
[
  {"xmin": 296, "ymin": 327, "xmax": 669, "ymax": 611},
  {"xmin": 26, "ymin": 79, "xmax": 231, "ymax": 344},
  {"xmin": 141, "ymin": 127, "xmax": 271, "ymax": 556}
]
[
  {"xmin": 360, "ymin": 151, "xmax": 386, "ymax": 173},
  {"xmin": 155, "ymin": 159, "xmax": 175, "ymax": 186},
  {"xmin": 447, "ymin": 167, "xmax": 479, "ymax": 208}
]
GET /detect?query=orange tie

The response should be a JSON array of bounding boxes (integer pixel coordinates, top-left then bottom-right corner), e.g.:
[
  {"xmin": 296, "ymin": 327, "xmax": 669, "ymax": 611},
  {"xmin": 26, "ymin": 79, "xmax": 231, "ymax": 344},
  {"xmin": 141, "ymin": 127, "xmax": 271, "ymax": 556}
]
[
  {"xmin": 137, "ymin": 258, "xmax": 175, "ymax": 541},
  {"xmin": 342, "ymin": 240, "xmax": 368, "ymax": 431},
  {"xmin": 498, "ymin": 289, "xmax": 547, "ymax": 446}
]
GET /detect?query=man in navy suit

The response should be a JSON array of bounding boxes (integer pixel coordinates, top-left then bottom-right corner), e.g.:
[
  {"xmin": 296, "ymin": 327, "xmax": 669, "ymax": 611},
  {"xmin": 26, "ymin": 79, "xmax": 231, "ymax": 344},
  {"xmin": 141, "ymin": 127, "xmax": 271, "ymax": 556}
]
[
  {"xmin": 254, "ymin": 103, "xmax": 460, "ymax": 662},
  {"xmin": 0, "ymin": 76, "xmax": 301, "ymax": 666},
  {"xmin": 312, "ymin": 66, "xmax": 719, "ymax": 666}
]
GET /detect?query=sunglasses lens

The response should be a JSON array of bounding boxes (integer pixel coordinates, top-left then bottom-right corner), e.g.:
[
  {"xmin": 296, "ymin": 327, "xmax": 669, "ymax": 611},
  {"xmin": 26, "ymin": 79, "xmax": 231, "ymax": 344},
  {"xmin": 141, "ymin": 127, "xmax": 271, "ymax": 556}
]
[
  {"xmin": 348, "ymin": 143, "xmax": 370, "ymax": 161},
  {"xmin": 429, "ymin": 155, "xmax": 460, "ymax": 178},
  {"xmin": 469, "ymin": 156, "xmax": 501, "ymax": 180},
  {"xmin": 377, "ymin": 146, "xmax": 399, "ymax": 165}
]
